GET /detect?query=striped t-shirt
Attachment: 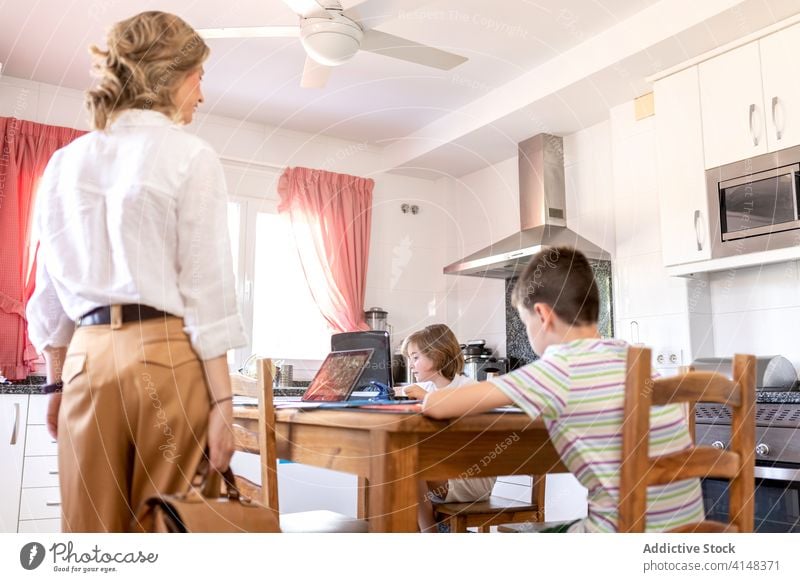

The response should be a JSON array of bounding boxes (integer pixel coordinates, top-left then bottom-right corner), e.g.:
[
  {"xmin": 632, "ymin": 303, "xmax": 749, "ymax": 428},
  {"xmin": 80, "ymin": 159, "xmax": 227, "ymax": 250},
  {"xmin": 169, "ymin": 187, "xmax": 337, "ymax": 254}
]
[{"xmin": 490, "ymin": 338, "xmax": 704, "ymax": 532}]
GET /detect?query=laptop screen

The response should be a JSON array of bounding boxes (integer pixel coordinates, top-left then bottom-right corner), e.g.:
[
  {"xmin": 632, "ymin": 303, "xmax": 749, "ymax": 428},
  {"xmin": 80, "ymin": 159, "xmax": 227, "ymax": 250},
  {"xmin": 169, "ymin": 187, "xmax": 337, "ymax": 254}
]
[
  {"xmin": 331, "ymin": 331, "xmax": 393, "ymax": 390},
  {"xmin": 301, "ymin": 349, "xmax": 374, "ymax": 402}
]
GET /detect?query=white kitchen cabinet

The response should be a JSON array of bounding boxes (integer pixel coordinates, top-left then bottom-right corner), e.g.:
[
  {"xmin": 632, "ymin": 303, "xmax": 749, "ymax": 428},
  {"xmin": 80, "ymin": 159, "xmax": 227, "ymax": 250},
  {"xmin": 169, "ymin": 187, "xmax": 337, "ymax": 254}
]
[
  {"xmin": 17, "ymin": 394, "xmax": 61, "ymax": 533},
  {"xmin": 0, "ymin": 394, "xmax": 28, "ymax": 532},
  {"xmin": 699, "ymin": 42, "xmax": 767, "ymax": 169},
  {"xmin": 654, "ymin": 66, "xmax": 711, "ymax": 266},
  {"xmin": 760, "ymin": 22, "xmax": 800, "ymax": 152}
]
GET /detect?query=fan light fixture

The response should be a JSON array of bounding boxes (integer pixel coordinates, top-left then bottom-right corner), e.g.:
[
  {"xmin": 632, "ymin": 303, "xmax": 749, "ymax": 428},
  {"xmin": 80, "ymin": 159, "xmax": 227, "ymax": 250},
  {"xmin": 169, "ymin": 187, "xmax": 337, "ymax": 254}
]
[
  {"xmin": 300, "ymin": 15, "xmax": 363, "ymax": 66},
  {"xmin": 197, "ymin": 0, "xmax": 468, "ymax": 88}
]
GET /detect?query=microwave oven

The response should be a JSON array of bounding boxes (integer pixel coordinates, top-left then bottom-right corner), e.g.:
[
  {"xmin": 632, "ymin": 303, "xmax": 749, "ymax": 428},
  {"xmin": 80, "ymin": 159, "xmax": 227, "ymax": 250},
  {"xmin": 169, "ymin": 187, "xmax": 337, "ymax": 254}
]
[{"xmin": 706, "ymin": 145, "xmax": 800, "ymax": 258}]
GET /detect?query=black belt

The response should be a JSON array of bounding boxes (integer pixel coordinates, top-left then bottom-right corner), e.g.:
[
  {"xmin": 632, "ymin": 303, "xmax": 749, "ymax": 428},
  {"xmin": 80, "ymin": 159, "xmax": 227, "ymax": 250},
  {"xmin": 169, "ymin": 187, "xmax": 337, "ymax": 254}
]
[{"xmin": 77, "ymin": 304, "xmax": 173, "ymax": 327}]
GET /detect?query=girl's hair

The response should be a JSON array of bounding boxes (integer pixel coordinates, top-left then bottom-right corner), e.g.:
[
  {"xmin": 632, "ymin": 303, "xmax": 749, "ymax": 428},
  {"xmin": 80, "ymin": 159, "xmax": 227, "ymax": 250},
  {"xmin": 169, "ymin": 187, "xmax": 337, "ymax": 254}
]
[
  {"xmin": 511, "ymin": 246, "xmax": 599, "ymax": 325},
  {"xmin": 401, "ymin": 324, "xmax": 464, "ymax": 381},
  {"xmin": 86, "ymin": 11, "xmax": 209, "ymax": 129}
]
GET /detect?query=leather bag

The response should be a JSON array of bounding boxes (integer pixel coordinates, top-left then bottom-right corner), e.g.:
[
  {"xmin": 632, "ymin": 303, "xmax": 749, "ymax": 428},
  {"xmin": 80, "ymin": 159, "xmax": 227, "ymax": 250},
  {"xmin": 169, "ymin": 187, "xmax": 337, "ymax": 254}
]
[{"xmin": 135, "ymin": 466, "xmax": 280, "ymax": 533}]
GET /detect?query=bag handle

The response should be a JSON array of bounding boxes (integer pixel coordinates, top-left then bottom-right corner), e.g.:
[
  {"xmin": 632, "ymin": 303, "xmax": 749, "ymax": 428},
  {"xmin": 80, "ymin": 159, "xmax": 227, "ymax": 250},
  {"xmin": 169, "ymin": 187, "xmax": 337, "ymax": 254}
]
[{"xmin": 194, "ymin": 458, "xmax": 241, "ymax": 501}]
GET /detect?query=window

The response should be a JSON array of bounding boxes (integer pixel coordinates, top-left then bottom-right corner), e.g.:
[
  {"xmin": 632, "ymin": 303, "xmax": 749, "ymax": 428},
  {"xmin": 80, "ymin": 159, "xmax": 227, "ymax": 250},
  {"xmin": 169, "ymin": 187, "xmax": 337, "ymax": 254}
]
[
  {"xmin": 227, "ymin": 195, "xmax": 332, "ymax": 367},
  {"xmin": 251, "ymin": 211, "xmax": 331, "ymax": 359}
]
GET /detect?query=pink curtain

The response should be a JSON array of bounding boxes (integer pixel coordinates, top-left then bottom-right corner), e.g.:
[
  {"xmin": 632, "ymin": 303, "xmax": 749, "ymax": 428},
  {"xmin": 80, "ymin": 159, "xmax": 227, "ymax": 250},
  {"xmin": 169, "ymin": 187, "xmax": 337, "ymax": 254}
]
[
  {"xmin": 277, "ymin": 167, "xmax": 374, "ymax": 333},
  {"xmin": 0, "ymin": 118, "xmax": 86, "ymax": 380}
]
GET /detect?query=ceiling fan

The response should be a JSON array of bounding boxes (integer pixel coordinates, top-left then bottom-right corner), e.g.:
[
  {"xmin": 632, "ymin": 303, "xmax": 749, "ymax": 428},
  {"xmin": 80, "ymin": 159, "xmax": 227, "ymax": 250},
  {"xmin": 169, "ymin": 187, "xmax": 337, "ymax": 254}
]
[{"xmin": 197, "ymin": 0, "xmax": 468, "ymax": 88}]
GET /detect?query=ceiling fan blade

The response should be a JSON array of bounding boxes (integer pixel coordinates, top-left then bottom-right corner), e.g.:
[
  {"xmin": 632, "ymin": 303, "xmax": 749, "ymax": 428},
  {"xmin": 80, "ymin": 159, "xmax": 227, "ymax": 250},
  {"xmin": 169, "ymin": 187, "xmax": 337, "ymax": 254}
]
[
  {"xmin": 361, "ymin": 29, "xmax": 467, "ymax": 70},
  {"xmin": 344, "ymin": 0, "xmax": 436, "ymax": 30},
  {"xmin": 301, "ymin": 57, "xmax": 332, "ymax": 88},
  {"xmin": 283, "ymin": 0, "xmax": 330, "ymax": 18},
  {"xmin": 198, "ymin": 26, "xmax": 299, "ymax": 39}
]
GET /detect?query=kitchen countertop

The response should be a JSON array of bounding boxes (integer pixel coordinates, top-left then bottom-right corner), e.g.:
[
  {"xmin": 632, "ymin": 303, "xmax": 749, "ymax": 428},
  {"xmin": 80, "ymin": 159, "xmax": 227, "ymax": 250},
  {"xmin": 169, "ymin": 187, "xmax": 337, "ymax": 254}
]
[
  {"xmin": 3, "ymin": 378, "xmax": 799, "ymax": 403},
  {"xmin": 0, "ymin": 376, "xmax": 311, "ymax": 397},
  {"xmin": 0, "ymin": 376, "xmax": 47, "ymax": 394},
  {"xmin": 756, "ymin": 391, "xmax": 800, "ymax": 404}
]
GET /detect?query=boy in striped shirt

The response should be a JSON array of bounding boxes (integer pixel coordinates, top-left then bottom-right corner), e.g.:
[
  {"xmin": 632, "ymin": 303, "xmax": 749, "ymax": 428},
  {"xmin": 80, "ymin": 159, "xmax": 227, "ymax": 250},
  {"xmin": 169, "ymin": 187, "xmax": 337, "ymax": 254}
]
[{"xmin": 422, "ymin": 247, "xmax": 703, "ymax": 532}]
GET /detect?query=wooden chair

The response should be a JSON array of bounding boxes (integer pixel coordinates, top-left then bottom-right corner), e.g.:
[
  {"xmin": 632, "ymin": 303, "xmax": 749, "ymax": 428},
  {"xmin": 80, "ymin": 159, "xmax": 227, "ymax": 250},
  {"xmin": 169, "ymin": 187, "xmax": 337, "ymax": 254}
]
[
  {"xmin": 230, "ymin": 359, "xmax": 368, "ymax": 533},
  {"xmin": 619, "ymin": 347, "xmax": 756, "ymax": 533},
  {"xmin": 433, "ymin": 475, "xmax": 547, "ymax": 532}
]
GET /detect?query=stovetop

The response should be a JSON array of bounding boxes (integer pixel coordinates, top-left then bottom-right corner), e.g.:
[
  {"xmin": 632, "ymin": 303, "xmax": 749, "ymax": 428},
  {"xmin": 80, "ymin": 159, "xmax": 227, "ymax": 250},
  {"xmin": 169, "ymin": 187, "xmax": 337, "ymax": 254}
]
[{"xmin": 696, "ymin": 402, "xmax": 800, "ymax": 428}]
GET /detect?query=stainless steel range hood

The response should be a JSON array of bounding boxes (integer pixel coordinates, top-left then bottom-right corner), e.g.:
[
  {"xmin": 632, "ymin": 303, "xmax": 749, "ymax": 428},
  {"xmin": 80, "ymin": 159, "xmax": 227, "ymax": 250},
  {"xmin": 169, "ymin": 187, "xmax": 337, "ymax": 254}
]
[{"xmin": 443, "ymin": 134, "xmax": 610, "ymax": 279}]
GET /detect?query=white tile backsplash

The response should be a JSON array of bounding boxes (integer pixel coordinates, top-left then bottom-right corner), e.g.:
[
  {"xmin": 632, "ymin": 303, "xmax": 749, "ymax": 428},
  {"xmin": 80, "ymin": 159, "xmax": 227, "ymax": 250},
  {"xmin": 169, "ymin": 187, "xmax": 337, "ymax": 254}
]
[
  {"xmin": 614, "ymin": 252, "xmax": 690, "ymax": 319},
  {"xmin": 614, "ymin": 187, "xmax": 662, "ymax": 259},
  {"xmin": 712, "ymin": 308, "xmax": 800, "ymax": 374},
  {"xmin": 709, "ymin": 261, "xmax": 800, "ymax": 315}
]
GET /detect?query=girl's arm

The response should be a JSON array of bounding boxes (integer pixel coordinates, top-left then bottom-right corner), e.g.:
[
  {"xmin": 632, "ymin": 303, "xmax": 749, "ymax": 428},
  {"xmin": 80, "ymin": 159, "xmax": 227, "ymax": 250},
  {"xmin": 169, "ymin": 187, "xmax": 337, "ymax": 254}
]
[
  {"xmin": 403, "ymin": 384, "xmax": 428, "ymax": 400},
  {"xmin": 422, "ymin": 381, "xmax": 513, "ymax": 419}
]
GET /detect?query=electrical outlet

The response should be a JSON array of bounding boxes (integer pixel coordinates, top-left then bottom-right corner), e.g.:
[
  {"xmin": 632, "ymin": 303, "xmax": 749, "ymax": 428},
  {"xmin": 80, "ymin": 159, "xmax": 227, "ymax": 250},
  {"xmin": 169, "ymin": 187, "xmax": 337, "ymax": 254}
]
[{"xmin": 655, "ymin": 351, "xmax": 681, "ymax": 366}]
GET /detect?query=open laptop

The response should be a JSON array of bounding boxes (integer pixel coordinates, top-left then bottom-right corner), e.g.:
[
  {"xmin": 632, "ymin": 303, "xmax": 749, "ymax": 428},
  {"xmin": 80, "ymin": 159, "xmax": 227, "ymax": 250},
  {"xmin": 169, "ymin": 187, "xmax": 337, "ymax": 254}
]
[
  {"xmin": 275, "ymin": 348, "xmax": 423, "ymax": 409},
  {"xmin": 330, "ymin": 330, "xmax": 393, "ymax": 398},
  {"xmin": 273, "ymin": 349, "xmax": 374, "ymax": 408},
  {"xmin": 300, "ymin": 348, "xmax": 374, "ymax": 402}
]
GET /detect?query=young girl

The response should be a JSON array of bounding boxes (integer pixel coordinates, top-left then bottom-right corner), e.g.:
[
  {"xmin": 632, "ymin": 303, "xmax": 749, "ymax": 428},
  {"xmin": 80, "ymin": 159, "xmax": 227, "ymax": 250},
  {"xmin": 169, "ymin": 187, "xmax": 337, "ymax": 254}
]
[
  {"xmin": 422, "ymin": 247, "xmax": 704, "ymax": 532},
  {"xmin": 402, "ymin": 324, "xmax": 497, "ymax": 532}
]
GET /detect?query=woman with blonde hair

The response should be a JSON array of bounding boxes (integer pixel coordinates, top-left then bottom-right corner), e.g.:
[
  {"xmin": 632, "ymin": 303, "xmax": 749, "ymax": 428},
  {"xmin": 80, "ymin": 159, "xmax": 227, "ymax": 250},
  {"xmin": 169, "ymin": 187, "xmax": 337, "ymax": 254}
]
[
  {"xmin": 26, "ymin": 11, "xmax": 247, "ymax": 532},
  {"xmin": 402, "ymin": 324, "xmax": 497, "ymax": 531}
]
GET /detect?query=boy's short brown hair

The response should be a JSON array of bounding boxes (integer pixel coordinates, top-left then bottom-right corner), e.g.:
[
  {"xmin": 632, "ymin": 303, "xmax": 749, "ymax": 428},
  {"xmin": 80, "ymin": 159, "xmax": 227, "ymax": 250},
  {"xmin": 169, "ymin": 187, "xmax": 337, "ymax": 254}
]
[
  {"xmin": 511, "ymin": 246, "xmax": 599, "ymax": 325},
  {"xmin": 401, "ymin": 324, "xmax": 464, "ymax": 381}
]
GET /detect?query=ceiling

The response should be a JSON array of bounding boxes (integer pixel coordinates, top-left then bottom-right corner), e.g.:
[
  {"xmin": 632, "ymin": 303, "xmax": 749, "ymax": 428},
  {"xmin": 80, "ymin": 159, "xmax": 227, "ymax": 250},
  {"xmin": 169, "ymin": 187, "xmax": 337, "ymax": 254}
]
[{"xmin": 2, "ymin": 0, "xmax": 799, "ymax": 177}]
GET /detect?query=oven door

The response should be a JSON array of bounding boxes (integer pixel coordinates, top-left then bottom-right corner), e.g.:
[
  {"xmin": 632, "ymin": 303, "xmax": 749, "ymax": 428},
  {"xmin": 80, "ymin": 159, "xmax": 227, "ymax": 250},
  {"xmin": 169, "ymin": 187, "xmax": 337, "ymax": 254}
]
[{"xmin": 701, "ymin": 465, "xmax": 800, "ymax": 533}]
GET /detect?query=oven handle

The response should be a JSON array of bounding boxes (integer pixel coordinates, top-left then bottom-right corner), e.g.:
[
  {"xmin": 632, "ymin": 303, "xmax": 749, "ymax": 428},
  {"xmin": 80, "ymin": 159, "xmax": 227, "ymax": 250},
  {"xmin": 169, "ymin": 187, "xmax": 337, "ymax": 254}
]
[{"xmin": 754, "ymin": 465, "xmax": 800, "ymax": 482}]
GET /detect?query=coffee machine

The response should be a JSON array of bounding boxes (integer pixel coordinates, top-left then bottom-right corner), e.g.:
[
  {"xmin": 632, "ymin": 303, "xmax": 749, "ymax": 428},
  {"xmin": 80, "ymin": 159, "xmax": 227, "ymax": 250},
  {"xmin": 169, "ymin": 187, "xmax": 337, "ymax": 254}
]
[{"xmin": 462, "ymin": 340, "xmax": 508, "ymax": 381}]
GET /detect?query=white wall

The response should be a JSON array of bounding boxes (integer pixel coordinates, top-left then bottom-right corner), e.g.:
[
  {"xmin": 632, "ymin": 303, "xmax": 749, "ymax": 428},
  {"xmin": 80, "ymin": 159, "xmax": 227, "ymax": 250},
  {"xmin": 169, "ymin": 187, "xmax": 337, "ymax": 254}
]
[
  {"xmin": 442, "ymin": 156, "xmax": 519, "ymax": 355},
  {"xmin": 564, "ymin": 121, "xmax": 615, "ymax": 254},
  {"xmin": 0, "ymin": 75, "xmax": 448, "ymax": 359}
]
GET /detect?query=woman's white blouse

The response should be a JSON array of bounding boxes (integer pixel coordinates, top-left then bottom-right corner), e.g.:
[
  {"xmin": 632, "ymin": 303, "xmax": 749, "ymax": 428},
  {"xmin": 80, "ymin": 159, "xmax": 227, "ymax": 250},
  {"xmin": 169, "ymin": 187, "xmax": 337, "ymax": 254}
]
[{"xmin": 26, "ymin": 109, "xmax": 247, "ymax": 360}]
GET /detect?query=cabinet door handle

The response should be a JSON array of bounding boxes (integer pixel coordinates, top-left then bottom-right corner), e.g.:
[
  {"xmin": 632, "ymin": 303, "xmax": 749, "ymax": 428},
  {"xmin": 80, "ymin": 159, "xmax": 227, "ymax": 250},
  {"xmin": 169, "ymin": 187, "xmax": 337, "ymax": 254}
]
[
  {"xmin": 693, "ymin": 210, "xmax": 703, "ymax": 251},
  {"xmin": 10, "ymin": 402, "xmax": 20, "ymax": 445},
  {"xmin": 630, "ymin": 321, "xmax": 640, "ymax": 345},
  {"xmin": 48, "ymin": 470, "xmax": 59, "ymax": 475},
  {"xmin": 772, "ymin": 96, "xmax": 783, "ymax": 141},
  {"xmin": 45, "ymin": 501, "xmax": 61, "ymax": 507},
  {"xmin": 749, "ymin": 103, "xmax": 759, "ymax": 146}
]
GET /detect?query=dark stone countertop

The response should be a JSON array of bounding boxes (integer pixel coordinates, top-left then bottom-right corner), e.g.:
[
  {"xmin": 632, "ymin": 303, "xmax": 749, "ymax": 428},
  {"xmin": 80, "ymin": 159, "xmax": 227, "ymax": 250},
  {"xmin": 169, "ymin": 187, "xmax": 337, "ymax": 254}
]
[
  {"xmin": 0, "ymin": 376, "xmax": 47, "ymax": 395},
  {"xmin": 0, "ymin": 377, "xmax": 310, "ymax": 397},
  {"xmin": 4, "ymin": 376, "xmax": 796, "ymax": 402},
  {"xmin": 756, "ymin": 391, "xmax": 800, "ymax": 404}
]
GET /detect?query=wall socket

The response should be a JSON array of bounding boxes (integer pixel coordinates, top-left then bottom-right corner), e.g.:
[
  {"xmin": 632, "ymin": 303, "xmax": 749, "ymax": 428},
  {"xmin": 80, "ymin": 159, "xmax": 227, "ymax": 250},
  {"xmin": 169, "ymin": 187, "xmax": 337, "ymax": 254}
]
[{"xmin": 655, "ymin": 351, "xmax": 681, "ymax": 366}]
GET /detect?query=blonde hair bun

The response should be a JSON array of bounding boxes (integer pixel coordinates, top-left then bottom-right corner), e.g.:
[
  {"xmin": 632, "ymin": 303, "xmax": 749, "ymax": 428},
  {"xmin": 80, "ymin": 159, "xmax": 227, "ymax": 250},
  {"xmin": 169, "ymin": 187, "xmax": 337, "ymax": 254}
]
[{"xmin": 86, "ymin": 11, "xmax": 209, "ymax": 129}]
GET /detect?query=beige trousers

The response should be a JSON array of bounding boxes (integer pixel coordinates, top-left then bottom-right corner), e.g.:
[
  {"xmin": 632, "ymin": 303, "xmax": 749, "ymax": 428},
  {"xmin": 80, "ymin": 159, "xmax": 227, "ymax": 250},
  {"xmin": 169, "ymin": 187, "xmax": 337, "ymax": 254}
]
[{"xmin": 57, "ymin": 314, "xmax": 210, "ymax": 532}]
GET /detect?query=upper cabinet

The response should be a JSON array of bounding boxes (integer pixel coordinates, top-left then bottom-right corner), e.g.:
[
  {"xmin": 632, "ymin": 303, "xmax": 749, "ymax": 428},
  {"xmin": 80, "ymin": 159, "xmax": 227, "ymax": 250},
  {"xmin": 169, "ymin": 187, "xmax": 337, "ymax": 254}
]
[
  {"xmin": 760, "ymin": 23, "xmax": 800, "ymax": 152},
  {"xmin": 655, "ymin": 67, "xmax": 711, "ymax": 267},
  {"xmin": 699, "ymin": 43, "xmax": 767, "ymax": 169},
  {"xmin": 699, "ymin": 22, "xmax": 800, "ymax": 169}
]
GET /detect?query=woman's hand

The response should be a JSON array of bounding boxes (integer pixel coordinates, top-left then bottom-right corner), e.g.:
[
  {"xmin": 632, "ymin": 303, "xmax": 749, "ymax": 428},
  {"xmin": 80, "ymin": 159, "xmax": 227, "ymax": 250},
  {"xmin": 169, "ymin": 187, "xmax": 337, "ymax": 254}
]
[
  {"xmin": 404, "ymin": 384, "xmax": 428, "ymax": 400},
  {"xmin": 46, "ymin": 393, "xmax": 62, "ymax": 440},
  {"xmin": 207, "ymin": 401, "xmax": 234, "ymax": 472}
]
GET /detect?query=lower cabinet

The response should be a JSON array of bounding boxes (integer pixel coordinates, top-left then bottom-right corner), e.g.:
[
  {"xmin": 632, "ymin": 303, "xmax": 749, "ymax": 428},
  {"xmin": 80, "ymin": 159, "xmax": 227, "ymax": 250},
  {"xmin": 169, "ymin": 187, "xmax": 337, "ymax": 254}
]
[
  {"xmin": 0, "ymin": 394, "xmax": 28, "ymax": 532},
  {"xmin": 18, "ymin": 394, "xmax": 61, "ymax": 533}
]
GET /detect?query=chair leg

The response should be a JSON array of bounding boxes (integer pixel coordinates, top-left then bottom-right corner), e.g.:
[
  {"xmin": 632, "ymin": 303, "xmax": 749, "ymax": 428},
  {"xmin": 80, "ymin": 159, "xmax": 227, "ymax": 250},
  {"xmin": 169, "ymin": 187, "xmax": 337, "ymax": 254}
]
[{"xmin": 478, "ymin": 523, "xmax": 491, "ymax": 533}]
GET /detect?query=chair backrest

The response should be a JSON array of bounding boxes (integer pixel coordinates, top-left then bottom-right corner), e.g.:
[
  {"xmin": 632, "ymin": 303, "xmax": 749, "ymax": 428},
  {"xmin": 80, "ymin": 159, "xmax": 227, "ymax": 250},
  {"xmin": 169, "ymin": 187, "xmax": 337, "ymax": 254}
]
[
  {"xmin": 230, "ymin": 359, "xmax": 279, "ymax": 514},
  {"xmin": 618, "ymin": 347, "xmax": 755, "ymax": 533}
]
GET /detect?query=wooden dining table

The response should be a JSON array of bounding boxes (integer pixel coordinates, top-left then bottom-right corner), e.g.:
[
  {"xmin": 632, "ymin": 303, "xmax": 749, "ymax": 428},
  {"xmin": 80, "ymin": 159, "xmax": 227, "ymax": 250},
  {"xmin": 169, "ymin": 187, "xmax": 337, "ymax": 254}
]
[{"xmin": 235, "ymin": 405, "xmax": 567, "ymax": 532}]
